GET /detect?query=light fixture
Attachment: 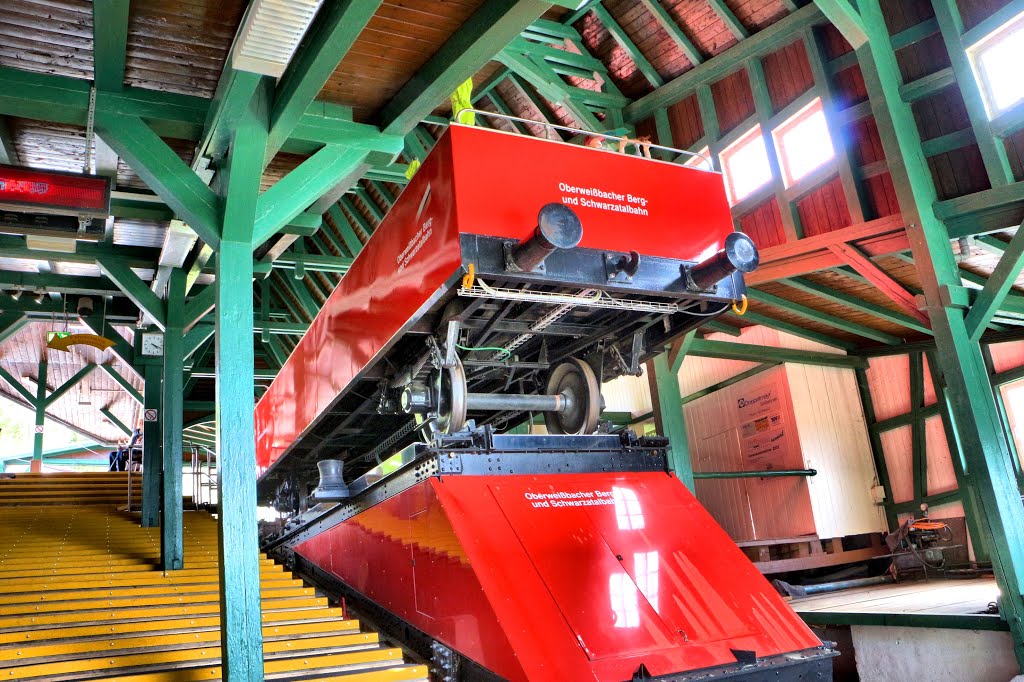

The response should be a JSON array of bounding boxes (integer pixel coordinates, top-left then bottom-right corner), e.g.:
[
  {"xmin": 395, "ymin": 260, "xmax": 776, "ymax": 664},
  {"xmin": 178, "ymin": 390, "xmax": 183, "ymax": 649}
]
[
  {"xmin": 228, "ymin": 0, "xmax": 325, "ymax": 78},
  {"xmin": 33, "ymin": 293, "xmax": 44, "ymax": 305},
  {"xmin": 9, "ymin": 290, "xmax": 21, "ymax": 301}
]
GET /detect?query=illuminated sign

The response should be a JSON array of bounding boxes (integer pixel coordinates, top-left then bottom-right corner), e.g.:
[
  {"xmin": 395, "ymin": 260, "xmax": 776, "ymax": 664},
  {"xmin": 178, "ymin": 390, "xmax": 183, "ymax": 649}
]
[{"xmin": 0, "ymin": 166, "xmax": 111, "ymax": 217}]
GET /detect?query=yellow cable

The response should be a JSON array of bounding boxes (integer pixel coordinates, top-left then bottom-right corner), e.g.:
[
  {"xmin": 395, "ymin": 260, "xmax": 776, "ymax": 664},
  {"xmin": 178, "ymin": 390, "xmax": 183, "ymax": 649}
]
[
  {"xmin": 462, "ymin": 263, "xmax": 475, "ymax": 289},
  {"xmin": 732, "ymin": 294, "xmax": 748, "ymax": 316}
]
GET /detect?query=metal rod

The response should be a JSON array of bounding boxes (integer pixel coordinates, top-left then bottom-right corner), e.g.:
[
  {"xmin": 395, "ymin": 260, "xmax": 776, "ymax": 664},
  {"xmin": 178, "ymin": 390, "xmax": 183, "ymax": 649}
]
[
  {"xmin": 693, "ymin": 469, "xmax": 817, "ymax": 479},
  {"xmin": 466, "ymin": 392, "xmax": 564, "ymax": 413},
  {"xmin": 800, "ymin": 575, "xmax": 893, "ymax": 595}
]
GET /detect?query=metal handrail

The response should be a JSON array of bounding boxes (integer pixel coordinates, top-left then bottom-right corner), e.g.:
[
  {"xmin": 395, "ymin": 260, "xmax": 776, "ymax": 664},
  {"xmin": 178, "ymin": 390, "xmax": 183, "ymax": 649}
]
[
  {"xmin": 451, "ymin": 108, "xmax": 714, "ymax": 170},
  {"xmin": 693, "ymin": 469, "xmax": 817, "ymax": 479}
]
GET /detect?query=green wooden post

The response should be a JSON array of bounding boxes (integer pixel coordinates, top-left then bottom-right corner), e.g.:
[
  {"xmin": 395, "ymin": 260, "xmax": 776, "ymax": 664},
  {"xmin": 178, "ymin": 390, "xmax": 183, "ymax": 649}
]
[
  {"xmin": 648, "ymin": 332, "xmax": 697, "ymax": 491},
  {"xmin": 218, "ymin": 85, "xmax": 267, "ymax": 682},
  {"xmin": 32, "ymin": 361, "xmax": 46, "ymax": 471},
  {"xmin": 141, "ymin": 360, "xmax": 162, "ymax": 528},
  {"xmin": 835, "ymin": 0, "xmax": 1024, "ymax": 666},
  {"xmin": 161, "ymin": 270, "xmax": 185, "ymax": 571}
]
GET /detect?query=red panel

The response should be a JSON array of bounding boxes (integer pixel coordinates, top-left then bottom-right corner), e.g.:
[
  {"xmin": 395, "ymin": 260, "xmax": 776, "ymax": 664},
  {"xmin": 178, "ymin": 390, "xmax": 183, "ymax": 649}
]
[
  {"xmin": 448, "ymin": 125, "xmax": 733, "ymax": 263},
  {"xmin": 0, "ymin": 165, "xmax": 109, "ymax": 214},
  {"xmin": 796, "ymin": 176, "xmax": 853, "ymax": 237},
  {"xmin": 739, "ymin": 199, "xmax": 786, "ymax": 250},
  {"xmin": 297, "ymin": 472, "xmax": 821, "ymax": 681}
]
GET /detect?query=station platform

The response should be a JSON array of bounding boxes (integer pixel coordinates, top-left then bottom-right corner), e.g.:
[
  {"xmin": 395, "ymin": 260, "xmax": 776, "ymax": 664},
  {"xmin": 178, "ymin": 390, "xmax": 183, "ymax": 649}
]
[{"xmin": 0, "ymin": 474, "xmax": 427, "ymax": 681}]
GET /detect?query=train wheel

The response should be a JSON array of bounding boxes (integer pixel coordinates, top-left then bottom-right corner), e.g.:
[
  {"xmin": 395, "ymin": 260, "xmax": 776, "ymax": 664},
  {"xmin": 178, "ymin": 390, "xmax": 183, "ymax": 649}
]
[{"xmin": 544, "ymin": 358, "xmax": 601, "ymax": 434}]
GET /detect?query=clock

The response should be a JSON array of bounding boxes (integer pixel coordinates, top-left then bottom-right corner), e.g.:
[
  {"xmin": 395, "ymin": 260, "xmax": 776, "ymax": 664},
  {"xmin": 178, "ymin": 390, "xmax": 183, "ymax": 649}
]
[{"xmin": 140, "ymin": 332, "xmax": 164, "ymax": 357}]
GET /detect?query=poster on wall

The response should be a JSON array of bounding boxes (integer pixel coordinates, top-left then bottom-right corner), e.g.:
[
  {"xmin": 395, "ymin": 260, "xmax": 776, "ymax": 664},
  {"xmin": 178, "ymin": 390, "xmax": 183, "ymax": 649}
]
[{"xmin": 736, "ymin": 382, "xmax": 789, "ymax": 468}]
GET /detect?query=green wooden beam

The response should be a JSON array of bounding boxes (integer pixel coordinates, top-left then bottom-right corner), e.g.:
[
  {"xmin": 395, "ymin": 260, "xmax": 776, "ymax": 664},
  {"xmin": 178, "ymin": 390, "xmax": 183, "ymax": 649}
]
[
  {"xmin": 45, "ymin": 364, "xmax": 96, "ymax": 408},
  {"xmin": 96, "ymin": 114, "xmax": 221, "ymax": 248},
  {"xmin": 266, "ymin": 0, "xmax": 384, "ymax": 162},
  {"xmin": 0, "ymin": 365, "xmax": 35, "ymax": 405},
  {"xmin": 0, "ymin": 313, "xmax": 30, "ymax": 346},
  {"xmin": 590, "ymin": 4, "xmax": 663, "ymax": 87},
  {"xmin": 161, "ymin": 269, "xmax": 185, "ymax": 572},
  {"xmin": 100, "ymin": 406, "xmax": 132, "ymax": 438},
  {"xmin": 851, "ymin": 0, "xmax": 1024, "ymax": 665},
  {"xmin": 688, "ymin": 338, "xmax": 867, "ymax": 368},
  {"xmin": 682, "ymin": 362, "xmax": 780, "ymax": 405},
  {"xmin": 379, "ymin": 1, "xmax": 555, "ymax": 135},
  {"xmin": 625, "ymin": 4, "xmax": 823, "ymax": 122},
  {"xmin": 92, "ymin": 1, "xmax": 130, "ymax": 91},
  {"xmin": 140, "ymin": 360, "xmax": 162, "ymax": 527},
  {"xmin": 815, "ymin": 0, "xmax": 868, "ymax": 48},
  {"xmin": 96, "ymin": 258, "xmax": 166, "ymax": 328},
  {"xmin": 855, "ymin": 366, "xmax": 898, "ymax": 529},
  {"xmin": 99, "ymin": 363, "xmax": 143, "ymax": 406},
  {"xmin": 184, "ymin": 283, "xmax": 217, "ymax": 329},
  {"xmin": 747, "ymin": 288, "xmax": 902, "ymax": 344},
  {"xmin": 184, "ymin": 323, "xmax": 216, "ymax": 360},
  {"xmin": 964, "ymin": 221, "xmax": 1024, "ymax": 341},
  {"xmin": 217, "ymin": 86, "xmax": 267, "ymax": 679},
  {"xmin": 193, "ymin": 69, "xmax": 263, "ymax": 170},
  {"xmin": 931, "ymin": 0, "xmax": 1013, "ymax": 188},
  {"xmin": 32, "ymin": 362, "xmax": 46, "ymax": 466},
  {"xmin": 730, "ymin": 310, "xmax": 858, "ymax": 350},
  {"xmin": 706, "ymin": 0, "xmax": 749, "ymax": 40},
  {"xmin": 252, "ymin": 146, "xmax": 370, "ymax": 248},
  {"xmin": 784, "ymin": 277, "xmax": 930, "ymax": 335},
  {"xmin": 650, "ymin": 335, "xmax": 695, "ymax": 491}
]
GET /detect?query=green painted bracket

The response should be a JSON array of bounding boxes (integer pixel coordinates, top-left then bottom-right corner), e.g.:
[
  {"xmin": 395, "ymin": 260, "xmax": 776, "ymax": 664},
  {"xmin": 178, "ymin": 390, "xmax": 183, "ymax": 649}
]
[
  {"xmin": 964, "ymin": 220, "xmax": 1024, "ymax": 341},
  {"xmin": 252, "ymin": 147, "xmax": 371, "ymax": 248},
  {"xmin": 45, "ymin": 364, "xmax": 97, "ymax": 408},
  {"xmin": 96, "ymin": 113, "xmax": 221, "ymax": 248},
  {"xmin": 184, "ymin": 284, "xmax": 217, "ymax": 330},
  {"xmin": 100, "ymin": 407, "xmax": 133, "ymax": 437},
  {"xmin": 92, "ymin": 0, "xmax": 130, "ymax": 92},
  {"xmin": 0, "ymin": 365, "xmax": 34, "ymax": 405},
  {"xmin": 97, "ymin": 257, "xmax": 166, "ymax": 328},
  {"xmin": 99, "ymin": 363, "xmax": 143, "ymax": 406}
]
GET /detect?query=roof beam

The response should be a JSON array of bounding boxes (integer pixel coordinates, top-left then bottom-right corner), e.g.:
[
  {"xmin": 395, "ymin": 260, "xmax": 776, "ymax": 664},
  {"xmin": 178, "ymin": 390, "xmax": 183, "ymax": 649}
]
[
  {"xmin": 589, "ymin": 4, "xmax": 663, "ymax": 87},
  {"xmin": 92, "ymin": 0, "xmax": 130, "ymax": 91},
  {"xmin": 0, "ymin": 365, "xmax": 35, "ymax": 405},
  {"xmin": 96, "ymin": 114, "xmax": 221, "ymax": 248},
  {"xmin": 99, "ymin": 363, "xmax": 143, "ymax": 405},
  {"xmin": 625, "ymin": 3, "xmax": 823, "ymax": 122},
  {"xmin": 784, "ymin": 276, "xmax": 932, "ymax": 335},
  {"xmin": 746, "ymin": 288, "xmax": 903, "ymax": 344},
  {"xmin": 638, "ymin": 0, "xmax": 703, "ymax": 66},
  {"xmin": 378, "ymin": 1, "xmax": 558, "ymax": 136},
  {"xmin": 266, "ymin": 0, "xmax": 384, "ymax": 162},
  {"xmin": 814, "ymin": 0, "xmax": 868, "ymax": 49},
  {"xmin": 46, "ymin": 364, "xmax": 97, "ymax": 408},
  {"xmin": 96, "ymin": 258, "xmax": 167, "ymax": 329},
  {"xmin": 706, "ymin": 0, "xmax": 749, "ymax": 40},
  {"xmin": 252, "ymin": 146, "xmax": 371, "ymax": 248},
  {"xmin": 688, "ymin": 339, "xmax": 867, "ymax": 368},
  {"xmin": 828, "ymin": 242, "xmax": 930, "ymax": 327},
  {"xmin": 964, "ymin": 221, "xmax": 1024, "ymax": 341}
]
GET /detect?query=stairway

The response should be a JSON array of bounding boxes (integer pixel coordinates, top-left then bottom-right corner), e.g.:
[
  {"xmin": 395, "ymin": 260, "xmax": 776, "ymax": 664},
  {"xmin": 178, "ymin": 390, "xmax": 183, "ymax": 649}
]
[
  {"xmin": 0, "ymin": 472, "xmax": 142, "ymax": 506},
  {"xmin": 0, "ymin": 478, "xmax": 428, "ymax": 681}
]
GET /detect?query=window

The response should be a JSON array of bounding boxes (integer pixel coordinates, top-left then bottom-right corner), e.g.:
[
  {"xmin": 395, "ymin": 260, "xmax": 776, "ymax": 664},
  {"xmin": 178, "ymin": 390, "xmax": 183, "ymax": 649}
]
[
  {"xmin": 772, "ymin": 98, "xmax": 835, "ymax": 188},
  {"xmin": 968, "ymin": 11, "xmax": 1024, "ymax": 118},
  {"xmin": 720, "ymin": 127, "xmax": 772, "ymax": 205}
]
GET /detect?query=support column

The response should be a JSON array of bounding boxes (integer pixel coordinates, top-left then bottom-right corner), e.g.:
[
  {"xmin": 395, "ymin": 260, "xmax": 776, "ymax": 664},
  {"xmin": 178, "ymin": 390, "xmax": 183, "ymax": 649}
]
[
  {"xmin": 843, "ymin": 0, "xmax": 1024, "ymax": 666},
  {"xmin": 161, "ymin": 270, "xmax": 185, "ymax": 570},
  {"xmin": 141, "ymin": 360, "xmax": 162, "ymax": 527},
  {"xmin": 216, "ymin": 84, "xmax": 267, "ymax": 681},
  {"xmin": 31, "ymin": 361, "xmax": 47, "ymax": 472},
  {"xmin": 647, "ymin": 331, "xmax": 697, "ymax": 492}
]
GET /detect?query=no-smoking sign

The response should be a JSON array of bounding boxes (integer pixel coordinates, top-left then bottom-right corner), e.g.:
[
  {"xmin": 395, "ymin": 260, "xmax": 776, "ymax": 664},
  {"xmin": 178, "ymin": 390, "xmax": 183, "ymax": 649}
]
[
  {"xmin": 144, "ymin": 409, "xmax": 159, "ymax": 422},
  {"xmin": 33, "ymin": 425, "xmax": 43, "ymax": 434}
]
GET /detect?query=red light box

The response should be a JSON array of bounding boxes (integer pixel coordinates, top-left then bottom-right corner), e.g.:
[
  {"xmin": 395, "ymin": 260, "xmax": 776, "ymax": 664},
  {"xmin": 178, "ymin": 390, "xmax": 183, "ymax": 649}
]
[{"xmin": 0, "ymin": 166, "xmax": 110, "ymax": 217}]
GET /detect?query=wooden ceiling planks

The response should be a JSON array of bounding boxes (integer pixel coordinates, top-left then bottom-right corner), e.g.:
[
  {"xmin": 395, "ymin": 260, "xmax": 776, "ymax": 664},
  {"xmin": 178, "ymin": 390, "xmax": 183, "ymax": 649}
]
[
  {"xmin": 125, "ymin": 0, "xmax": 245, "ymax": 97},
  {"xmin": 0, "ymin": 322, "xmax": 142, "ymax": 444},
  {"xmin": 0, "ymin": 0, "xmax": 93, "ymax": 81},
  {"xmin": 319, "ymin": 0, "xmax": 486, "ymax": 122}
]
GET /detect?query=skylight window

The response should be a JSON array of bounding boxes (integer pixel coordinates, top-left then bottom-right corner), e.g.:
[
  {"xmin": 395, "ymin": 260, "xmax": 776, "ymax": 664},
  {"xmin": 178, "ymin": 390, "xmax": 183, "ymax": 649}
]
[
  {"xmin": 968, "ymin": 10, "xmax": 1024, "ymax": 118},
  {"xmin": 772, "ymin": 98, "xmax": 835, "ymax": 188},
  {"xmin": 720, "ymin": 127, "xmax": 772, "ymax": 205}
]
